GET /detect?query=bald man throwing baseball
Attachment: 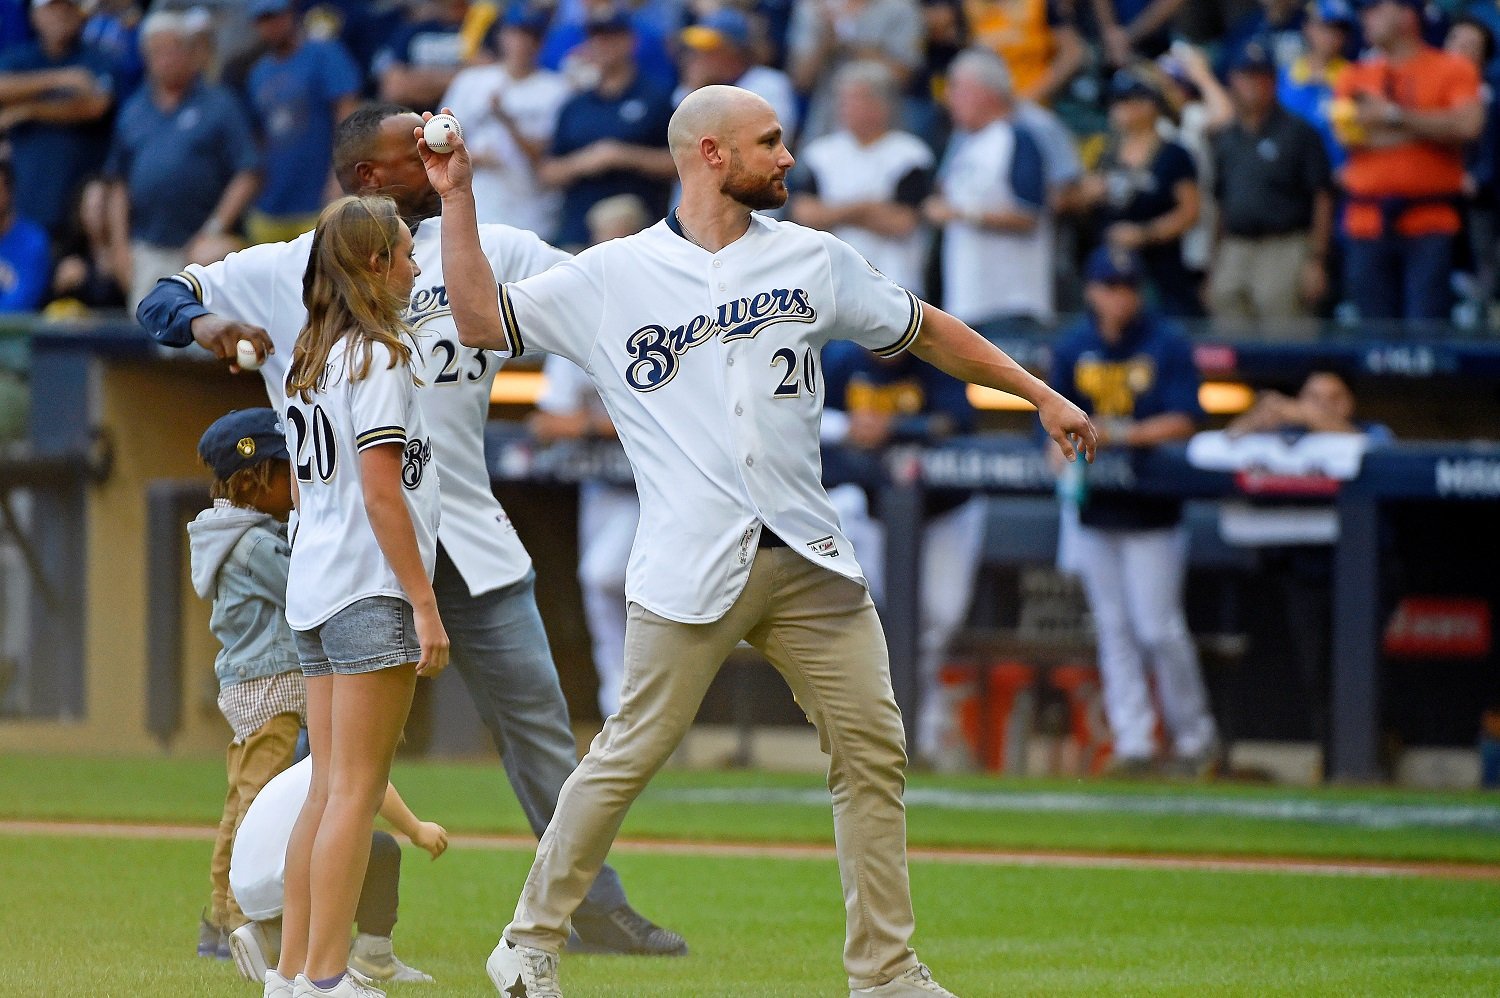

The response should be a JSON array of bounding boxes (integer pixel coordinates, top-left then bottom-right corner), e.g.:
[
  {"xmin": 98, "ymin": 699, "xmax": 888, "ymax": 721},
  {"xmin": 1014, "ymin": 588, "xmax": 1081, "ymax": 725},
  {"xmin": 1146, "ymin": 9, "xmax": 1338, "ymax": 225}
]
[{"xmin": 419, "ymin": 86, "xmax": 1096, "ymax": 998}]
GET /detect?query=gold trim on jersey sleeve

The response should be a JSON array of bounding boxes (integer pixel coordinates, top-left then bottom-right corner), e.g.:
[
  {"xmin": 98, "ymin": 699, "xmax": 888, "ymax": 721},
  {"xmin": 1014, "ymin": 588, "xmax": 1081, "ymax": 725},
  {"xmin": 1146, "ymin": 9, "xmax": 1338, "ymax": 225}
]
[
  {"xmin": 498, "ymin": 285, "xmax": 525, "ymax": 358},
  {"xmin": 355, "ymin": 425, "xmax": 407, "ymax": 451},
  {"xmin": 173, "ymin": 270, "xmax": 205, "ymax": 302},
  {"xmin": 872, "ymin": 290, "xmax": 923, "ymax": 358}
]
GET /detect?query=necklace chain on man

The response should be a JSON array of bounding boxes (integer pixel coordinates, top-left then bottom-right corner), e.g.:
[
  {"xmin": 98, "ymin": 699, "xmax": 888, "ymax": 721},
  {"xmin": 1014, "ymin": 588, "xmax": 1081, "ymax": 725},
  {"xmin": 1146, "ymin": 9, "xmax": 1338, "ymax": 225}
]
[{"xmin": 675, "ymin": 209, "xmax": 706, "ymax": 250}]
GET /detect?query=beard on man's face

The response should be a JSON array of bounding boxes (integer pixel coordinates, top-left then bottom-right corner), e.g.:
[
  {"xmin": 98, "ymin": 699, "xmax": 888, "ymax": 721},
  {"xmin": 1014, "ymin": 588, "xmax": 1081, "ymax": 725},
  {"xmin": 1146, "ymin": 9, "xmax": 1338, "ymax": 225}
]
[{"xmin": 721, "ymin": 151, "xmax": 788, "ymax": 210}]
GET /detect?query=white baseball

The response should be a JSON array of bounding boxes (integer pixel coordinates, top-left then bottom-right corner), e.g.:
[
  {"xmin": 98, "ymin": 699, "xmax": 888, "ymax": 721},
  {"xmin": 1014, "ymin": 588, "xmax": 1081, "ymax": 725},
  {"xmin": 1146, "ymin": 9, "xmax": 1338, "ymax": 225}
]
[
  {"xmin": 423, "ymin": 113, "xmax": 462, "ymax": 154},
  {"xmin": 236, "ymin": 339, "xmax": 262, "ymax": 371}
]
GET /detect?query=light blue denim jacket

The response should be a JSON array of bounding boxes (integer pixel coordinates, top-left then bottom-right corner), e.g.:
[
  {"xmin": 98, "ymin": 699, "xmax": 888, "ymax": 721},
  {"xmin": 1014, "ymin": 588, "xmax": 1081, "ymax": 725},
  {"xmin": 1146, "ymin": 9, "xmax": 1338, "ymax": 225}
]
[{"xmin": 188, "ymin": 505, "xmax": 300, "ymax": 688}]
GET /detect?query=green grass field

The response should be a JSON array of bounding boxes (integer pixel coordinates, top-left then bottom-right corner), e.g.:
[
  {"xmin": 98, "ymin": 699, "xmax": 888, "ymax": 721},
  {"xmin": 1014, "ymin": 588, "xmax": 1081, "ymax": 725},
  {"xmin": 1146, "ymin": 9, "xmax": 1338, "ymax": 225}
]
[{"xmin": 3, "ymin": 755, "xmax": 1500, "ymax": 996}]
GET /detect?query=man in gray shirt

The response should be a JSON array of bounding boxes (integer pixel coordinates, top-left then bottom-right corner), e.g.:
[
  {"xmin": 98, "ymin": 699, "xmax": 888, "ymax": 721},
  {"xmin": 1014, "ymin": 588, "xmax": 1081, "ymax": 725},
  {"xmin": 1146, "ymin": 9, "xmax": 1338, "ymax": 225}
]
[{"xmin": 1208, "ymin": 43, "xmax": 1333, "ymax": 324}]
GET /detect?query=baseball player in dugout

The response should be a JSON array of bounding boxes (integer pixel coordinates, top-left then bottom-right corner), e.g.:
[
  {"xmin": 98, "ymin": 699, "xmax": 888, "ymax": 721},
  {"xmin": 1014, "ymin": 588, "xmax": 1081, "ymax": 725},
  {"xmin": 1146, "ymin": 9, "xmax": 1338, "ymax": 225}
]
[
  {"xmin": 420, "ymin": 86, "xmax": 1096, "ymax": 998},
  {"xmin": 135, "ymin": 103, "xmax": 688, "ymax": 979}
]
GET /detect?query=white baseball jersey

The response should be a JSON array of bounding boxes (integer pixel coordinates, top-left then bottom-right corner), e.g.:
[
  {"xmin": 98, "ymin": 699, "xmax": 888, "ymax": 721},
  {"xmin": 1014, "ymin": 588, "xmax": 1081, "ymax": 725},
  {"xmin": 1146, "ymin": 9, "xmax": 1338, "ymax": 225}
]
[
  {"xmin": 493, "ymin": 214, "xmax": 923, "ymax": 623},
  {"xmin": 284, "ymin": 338, "xmax": 440, "ymax": 630},
  {"xmin": 229, "ymin": 755, "xmax": 312, "ymax": 920},
  {"xmin": 174, "ymin": 215, "xmax": 571, "ymax": 597},
  {"xmin": 938, "ymin": 118, "xmax": 1054, "ymax": 325},
  {"xmin": 441, "ymin": 64, "xmax": 572, "ymax": 239},
  {"xmin": 797, "ymin": 129, "xmax": 933, "ymax": 296}
]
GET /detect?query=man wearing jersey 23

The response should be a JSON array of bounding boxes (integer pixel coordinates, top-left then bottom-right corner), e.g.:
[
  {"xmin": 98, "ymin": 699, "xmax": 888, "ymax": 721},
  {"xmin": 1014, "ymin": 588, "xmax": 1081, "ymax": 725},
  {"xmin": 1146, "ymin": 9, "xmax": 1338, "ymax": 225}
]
[
  {"xmin": 421, "ymin": 87, "xmax": 1096, "ymax": 998},
  {"xmin": 136, "ymin": 104, "xmax": 685, "ymax": 961}
]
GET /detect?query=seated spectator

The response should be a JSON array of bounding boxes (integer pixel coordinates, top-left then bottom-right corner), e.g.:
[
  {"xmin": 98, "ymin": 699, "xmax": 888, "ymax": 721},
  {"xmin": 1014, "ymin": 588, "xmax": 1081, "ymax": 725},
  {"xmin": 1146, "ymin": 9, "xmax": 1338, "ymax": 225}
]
[
  {"xmin": 1051, "ymin": 245, "xmax": 1217, "ymax": 779},
  {"xmin": 539, "ymin": 0, "xmax": 679, "ymax": 94},
  {"xmin": 1077, "ymin": 70, "xmax": 1202, "ymax": 317},
  {"xmin": 965, "ymin": 0, "xmax": 1083, "ymax": 105},
  {"xmin": 244, "ymin": 0, "xmax": 361, "ymax": 246},
  {"xmin": 0, "ymin": 159, "xmax": 48, "ymax": 312},
  {"xmin": 375, "ymin": 0, "xmax": 469, "ymax": 110},
  {"xmin": 46, "ymin": 176, "xmax": 124, "ymax": 313},
  {"xmin": 0, "ymin": 0, "xmax": 114, "ymax": 241},
  {"xmin": 923, "ymin": 48, "xmax": 1053, "ymax": 328},
  {"xmin": 1208, "ymin": 43, "xmax": 1333, "ymax": 324},
  {"xmin": 227, "ymin": 756, "xmax": 447, "ymax": 986},
  {"xmin": 104, "ymin": 11, "xmax": 259, "ymax": 310},
  {"xmin": 791, "ymin": 60, "xmax": 932, "ymax": 296},
  {"xmin": 540, "ymin": 5, "xmax": 675, "ymax": 250},
  {"xmin": 1446, "ymin": 15, "xmax": 1500, "ymax": 328},
  {"xmin": 441, "ymin": 2, "xmax": 572, "ymax": 238},
  {"xmin": 820, "ymin": 338, "xmax": 983, "ymax": 772},
  {"xmin": 676, "ymin": 8, "xmax": 798, "ymax": 137},
  {"xmin": 1332, "ymin": 0, "xmax": 1482, "ymax": 323},
  {"xmin": 1278, "ymin": 0, "xmax": 1355, "ymax": 171},
  {"xmin": 788, "ymin": 0, "xmax": 924, "ymax": 141},
  {"xmin": 1088, "ymin": 0, "xmax": 1187, "ymax": 66}
]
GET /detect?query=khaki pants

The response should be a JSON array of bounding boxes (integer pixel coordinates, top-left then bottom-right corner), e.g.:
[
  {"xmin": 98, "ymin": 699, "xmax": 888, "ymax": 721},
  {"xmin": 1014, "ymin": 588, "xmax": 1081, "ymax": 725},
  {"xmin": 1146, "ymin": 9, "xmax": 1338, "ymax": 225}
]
[
  {"xmin": 1208, "ymin": 233, "xmax": 1313, "ymax": 322},
  {"xmin": 507, "ymin": 547, "xmax": 920, "ymax": 989},
  {"xmin": 128, "ymin": 242, "xmax": 189, "ymax": 314},
  {"xmin": 209, "ymin": 711, "xmax": 301, "ymax": 930}
]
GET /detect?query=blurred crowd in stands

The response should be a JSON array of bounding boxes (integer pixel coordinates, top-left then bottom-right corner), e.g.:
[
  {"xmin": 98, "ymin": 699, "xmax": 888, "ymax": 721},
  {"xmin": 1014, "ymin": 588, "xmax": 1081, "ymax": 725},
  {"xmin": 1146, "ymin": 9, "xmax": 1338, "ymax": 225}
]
[{"xmin": 0, "ymin": 0, "xmax": 1498, "ymax": 331}]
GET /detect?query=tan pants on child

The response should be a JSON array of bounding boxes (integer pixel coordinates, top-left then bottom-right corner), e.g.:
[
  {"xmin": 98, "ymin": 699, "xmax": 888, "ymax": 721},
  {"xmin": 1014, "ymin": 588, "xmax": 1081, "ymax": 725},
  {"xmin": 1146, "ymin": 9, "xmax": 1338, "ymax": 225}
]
[
  {"xmin": 506, "ymin": 546, "xmax": 921, "ymax": 990},
  {"xmin": 209, "ymin": 711, "xmax": 301, "ymax": 930}
]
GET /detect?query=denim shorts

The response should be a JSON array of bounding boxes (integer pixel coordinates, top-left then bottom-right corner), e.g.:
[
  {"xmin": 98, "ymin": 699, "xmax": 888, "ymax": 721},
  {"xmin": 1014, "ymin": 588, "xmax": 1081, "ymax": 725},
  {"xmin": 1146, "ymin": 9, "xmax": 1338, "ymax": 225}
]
[{"xmin": 293, "ymin": 596, "xmax": 421, "ymax": 677}]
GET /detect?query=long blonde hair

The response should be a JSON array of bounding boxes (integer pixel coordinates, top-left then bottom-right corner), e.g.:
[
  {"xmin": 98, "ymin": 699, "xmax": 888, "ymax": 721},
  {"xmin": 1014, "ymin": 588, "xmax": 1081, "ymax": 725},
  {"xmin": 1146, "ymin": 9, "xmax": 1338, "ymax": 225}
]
[{"xmin": 286, "ymin": 195, "xmax": 417, "ymax": 403}]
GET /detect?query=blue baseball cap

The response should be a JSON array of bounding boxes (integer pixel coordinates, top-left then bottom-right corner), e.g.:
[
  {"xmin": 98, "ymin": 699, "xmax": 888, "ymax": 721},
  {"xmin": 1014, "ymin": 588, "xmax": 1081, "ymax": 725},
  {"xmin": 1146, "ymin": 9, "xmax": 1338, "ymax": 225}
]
[
  {"xmin": 1309, "ymin": 0, "xmax": 1356, "ymax": 26},
  {"xmin": 1084, "ymin": 246, "xmax": 1145, "ymax": 286},
  {"xmin": 502, "ymin": 1, "xmax": 551, "ymax": 35},
  {"xmin": 680, "ymin": 9, "xmax": 752, "ymax": 51},
  {"xmin": 248, "ymin": 0, "xmax": 292, "ymax": 18},
  {"xmin": 584, "ymin": 4, "xmax": 632, "ymax": 34},
  {"xmin": 1228, "ymin": 41, "xmax": 1276, "ymax": 75},
  {"xmin": 198, "ymin": 408, "xmax": 289, "ymax": 481},
  {"xmin": 1106, "ymin": 69, "xmax": 1160, "ymax": 105}
]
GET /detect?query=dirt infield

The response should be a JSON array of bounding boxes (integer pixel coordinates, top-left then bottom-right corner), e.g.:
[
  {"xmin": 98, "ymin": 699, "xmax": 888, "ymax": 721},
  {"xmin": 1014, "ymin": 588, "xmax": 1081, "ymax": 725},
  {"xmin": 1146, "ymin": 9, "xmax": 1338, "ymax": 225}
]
[{"xmin": 4, "ymin": 819, "xmax": 1499, "ymax": 882}]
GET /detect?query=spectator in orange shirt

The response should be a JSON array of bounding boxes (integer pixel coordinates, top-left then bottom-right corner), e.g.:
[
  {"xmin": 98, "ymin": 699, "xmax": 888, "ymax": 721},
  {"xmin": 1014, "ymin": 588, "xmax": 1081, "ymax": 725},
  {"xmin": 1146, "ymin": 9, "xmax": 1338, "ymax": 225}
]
[
  {"xmin": 1332, "ymin": 0, "xmax": 1483, "ymax": 323},
  {"xmin": 964, "ymin": 0, "xmax": 1084, "ymax": 105}
]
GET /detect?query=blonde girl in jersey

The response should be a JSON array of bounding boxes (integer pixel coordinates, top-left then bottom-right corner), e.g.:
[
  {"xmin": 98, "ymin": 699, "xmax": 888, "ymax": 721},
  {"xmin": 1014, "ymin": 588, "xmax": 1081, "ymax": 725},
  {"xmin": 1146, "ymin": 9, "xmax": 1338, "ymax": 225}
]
[{"xmin": 270, "ymin": 194, "xmax": 448, "ymax": 998}]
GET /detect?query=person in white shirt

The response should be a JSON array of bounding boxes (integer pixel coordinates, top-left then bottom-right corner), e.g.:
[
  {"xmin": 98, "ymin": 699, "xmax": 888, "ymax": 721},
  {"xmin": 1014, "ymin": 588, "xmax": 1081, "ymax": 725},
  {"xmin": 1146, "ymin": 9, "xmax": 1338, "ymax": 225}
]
[
  {"xmin": 440, "ymin": 3, "xmax": 572, "ymax": 240},
  {"xmin": 276, "ymin": 194, "xmax": 450, "ymax": 998},
  {"xmin": 421, "ymin": 86, "xmax": 1096, "ymax": 998},
  {"xmin": 923, "ymin": 47, "xmax": 1055, "ymax": 332},
  {"xmin": 136, "ymin": 104, "xmax": 687, "ymax": 966},
  {"xmin": 790, "ymin": 59, "xmax": 933, "ymax": 296}
]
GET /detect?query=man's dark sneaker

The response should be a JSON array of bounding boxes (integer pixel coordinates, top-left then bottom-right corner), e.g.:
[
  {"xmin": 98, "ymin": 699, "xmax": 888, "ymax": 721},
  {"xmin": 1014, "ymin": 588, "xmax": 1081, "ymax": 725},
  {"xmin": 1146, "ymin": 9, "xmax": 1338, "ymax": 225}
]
[
  {"xmin": 568, "ymin": 905, "xmax": 688, "ymax": 956},
  {"xmin": 197, "ymin": 909, "xmax": 231, "ymax": 959}
]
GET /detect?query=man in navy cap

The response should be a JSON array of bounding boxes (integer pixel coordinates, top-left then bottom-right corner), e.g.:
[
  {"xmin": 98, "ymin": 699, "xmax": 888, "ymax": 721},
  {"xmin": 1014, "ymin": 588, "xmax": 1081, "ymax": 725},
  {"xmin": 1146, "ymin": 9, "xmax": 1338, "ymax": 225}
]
[
  {"xmin": 1208, "ymin": 41, "xmax": 1333, "ymax": 323},
  {"xmin": 1050, "ymin": 246, "xmax": 1218, "ymax": 778},
  {"xmin": 539, "ymin": 4, "xmax": 675, "ymax": 249}
]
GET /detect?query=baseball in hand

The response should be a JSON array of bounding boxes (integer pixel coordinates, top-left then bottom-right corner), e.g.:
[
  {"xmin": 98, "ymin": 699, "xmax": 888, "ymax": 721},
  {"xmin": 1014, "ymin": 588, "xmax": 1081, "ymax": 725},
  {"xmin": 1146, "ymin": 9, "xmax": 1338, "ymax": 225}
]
[
  {"xmin": 235, "ymin": 339, "xmax": 262, "ymax": 371},
  {"xmin": 423, "ymin": 113, "xmax": 462, "ymax": 154}
]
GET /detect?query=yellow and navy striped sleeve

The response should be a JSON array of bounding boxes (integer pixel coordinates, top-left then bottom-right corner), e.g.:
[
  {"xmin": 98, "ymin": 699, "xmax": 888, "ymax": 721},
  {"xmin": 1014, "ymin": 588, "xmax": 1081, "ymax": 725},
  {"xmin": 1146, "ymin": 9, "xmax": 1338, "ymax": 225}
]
[
  {"xmin": 498, "ymin": 285, "xmax": 525, "ymax": 358},
  {"xmin": 356, "ymin": 425, "xmax": 407, "ymax": 451},
  {"xmin": 872, "ymin": 289, "xmax": 923, "ymax": 359}
]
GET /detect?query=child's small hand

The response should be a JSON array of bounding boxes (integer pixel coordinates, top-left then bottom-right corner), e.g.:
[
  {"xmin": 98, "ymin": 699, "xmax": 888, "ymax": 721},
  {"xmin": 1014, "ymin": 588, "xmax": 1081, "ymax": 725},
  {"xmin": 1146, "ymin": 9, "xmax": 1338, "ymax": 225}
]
[{"xmin": 413, "ymin": 820, "xmax": 448, "ymax": 859}]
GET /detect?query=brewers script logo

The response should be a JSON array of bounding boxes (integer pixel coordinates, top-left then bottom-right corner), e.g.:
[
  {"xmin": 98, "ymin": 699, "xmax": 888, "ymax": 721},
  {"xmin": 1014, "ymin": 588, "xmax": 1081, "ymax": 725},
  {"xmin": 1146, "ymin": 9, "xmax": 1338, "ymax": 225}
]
[
  {"xmin": 626, "ymin": 288, "xmax": 817, "ymax": 392},
  {"xmin": 405, "ymin": 284, "xmax": 452, "ymax": 328}
]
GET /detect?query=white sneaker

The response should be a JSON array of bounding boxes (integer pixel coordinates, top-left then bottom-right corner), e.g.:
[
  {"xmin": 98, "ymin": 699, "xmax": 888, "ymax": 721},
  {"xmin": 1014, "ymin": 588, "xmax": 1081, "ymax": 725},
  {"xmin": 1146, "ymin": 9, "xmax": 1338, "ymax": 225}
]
[
  {"xmin": 262, "ymin": 970, "xmax": 293, "ymax": 998},
  {"xmin": 232, "ymin": 922, "xmax": 281, "ymax": 982},
  {"xmin": 291, "ymin": 973, "xmax": 385, "ymax": 998},
  {"xmin": 851, "ymin": 963, "xmax": 960, "ymax": 997},
  {"xmin": 485, "ymin": 937, "xmax": 562, "ymax": 998},
  {"xmin": 348, "ymin": 932, "xmax": 435, "ymax": 983}
]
